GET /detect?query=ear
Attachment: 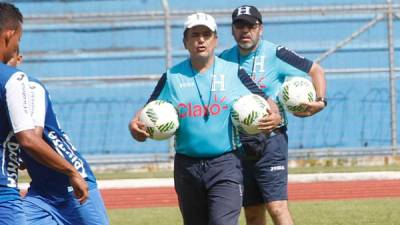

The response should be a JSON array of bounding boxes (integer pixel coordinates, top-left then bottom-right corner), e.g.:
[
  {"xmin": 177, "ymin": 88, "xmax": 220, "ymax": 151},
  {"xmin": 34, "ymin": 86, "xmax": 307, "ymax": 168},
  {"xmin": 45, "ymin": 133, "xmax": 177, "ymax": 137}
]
[
  {"xmin": 3, "ymin": 30, "xmax": 15, "ymax": 47},
  {"xmin": 259, "ymin": 24, "xmax": 264, "ymax": 37},
  {"xmin": 17, "ymin": 55, "xmax": 23, "ymax": 65}
]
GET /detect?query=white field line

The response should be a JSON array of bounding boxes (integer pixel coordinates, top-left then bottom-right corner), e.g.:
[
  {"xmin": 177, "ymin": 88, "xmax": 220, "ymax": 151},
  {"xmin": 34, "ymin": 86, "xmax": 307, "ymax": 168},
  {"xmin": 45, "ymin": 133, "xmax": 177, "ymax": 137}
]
[{"xmin": 19, "ymin": 171, "xmax": 400, "ymax": 190}]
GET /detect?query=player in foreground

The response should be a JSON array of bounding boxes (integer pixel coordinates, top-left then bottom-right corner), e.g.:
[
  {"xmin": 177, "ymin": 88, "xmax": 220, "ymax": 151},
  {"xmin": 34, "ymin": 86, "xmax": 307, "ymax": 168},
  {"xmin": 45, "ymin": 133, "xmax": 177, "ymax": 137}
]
[
  {"xmin": 0, "ymin": 2, "xmax": 88, "ymax": 224},
  {"xmin": 220, "ymin": 5, "xmax": 327, "ymax": 225},
  {"xmin": 130, "ymin": 12, "xmax": 282, "ymax": 225},
  {"xmin": 7, "ymin": 49, "xmax": 109, "ymax": 225}
]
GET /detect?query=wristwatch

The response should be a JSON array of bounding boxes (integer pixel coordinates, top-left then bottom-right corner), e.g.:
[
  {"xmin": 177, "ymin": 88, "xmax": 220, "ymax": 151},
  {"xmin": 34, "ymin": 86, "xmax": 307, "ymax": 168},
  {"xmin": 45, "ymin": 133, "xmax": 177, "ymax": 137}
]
[{"xmin": 316, "ymin": 97, "xmax": 327, "ymax": 107}]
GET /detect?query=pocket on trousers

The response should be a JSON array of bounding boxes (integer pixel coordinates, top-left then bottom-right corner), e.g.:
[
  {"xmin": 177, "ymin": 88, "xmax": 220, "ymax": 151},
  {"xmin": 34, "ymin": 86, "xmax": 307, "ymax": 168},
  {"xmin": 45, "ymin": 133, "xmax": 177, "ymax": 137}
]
[{"xmin": 240, "ymin": 133, "xmax": 267, "ymax": 160}]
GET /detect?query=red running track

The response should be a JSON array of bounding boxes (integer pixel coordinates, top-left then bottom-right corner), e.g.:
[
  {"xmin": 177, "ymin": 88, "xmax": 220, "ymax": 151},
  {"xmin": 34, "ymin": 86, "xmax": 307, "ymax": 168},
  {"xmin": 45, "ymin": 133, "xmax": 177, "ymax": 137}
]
[{"xmin": 101, "ymin": 179, "xmax": 400, "ymax": 209}]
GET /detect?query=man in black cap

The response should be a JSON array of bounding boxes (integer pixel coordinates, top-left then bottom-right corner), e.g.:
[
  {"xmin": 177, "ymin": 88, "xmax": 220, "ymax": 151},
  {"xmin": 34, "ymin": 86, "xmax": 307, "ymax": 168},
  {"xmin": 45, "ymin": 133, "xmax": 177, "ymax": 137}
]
[{"xmin": 220, "ymin": 5, "xmax": 327, "ymax": 225}]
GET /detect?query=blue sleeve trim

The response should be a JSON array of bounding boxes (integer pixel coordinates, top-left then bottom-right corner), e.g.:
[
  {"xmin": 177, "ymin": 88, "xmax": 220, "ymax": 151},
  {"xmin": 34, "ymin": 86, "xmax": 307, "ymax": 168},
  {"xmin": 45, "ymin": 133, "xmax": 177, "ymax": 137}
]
[
  {"xmin": 237, "ymin": 69, "xmax": 268, "ymax": 99},
  {"xmin": 147, "ymin": 73, "xmax": 167, "ymax": 104},
  {"xmin": 276, "ymin": 46, "xmax": 313, "ymax": 73}
]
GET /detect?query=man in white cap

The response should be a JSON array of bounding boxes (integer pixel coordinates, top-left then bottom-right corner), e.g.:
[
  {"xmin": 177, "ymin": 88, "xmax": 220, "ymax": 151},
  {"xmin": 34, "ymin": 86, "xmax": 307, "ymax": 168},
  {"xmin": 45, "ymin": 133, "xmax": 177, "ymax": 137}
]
[
  {"xmin": 129, "ymin": 12, "xmax": 282, "ymax": 225},
  {"xmin": 220, "ymin": 5, "xmax": 327, "ymax": 225}
]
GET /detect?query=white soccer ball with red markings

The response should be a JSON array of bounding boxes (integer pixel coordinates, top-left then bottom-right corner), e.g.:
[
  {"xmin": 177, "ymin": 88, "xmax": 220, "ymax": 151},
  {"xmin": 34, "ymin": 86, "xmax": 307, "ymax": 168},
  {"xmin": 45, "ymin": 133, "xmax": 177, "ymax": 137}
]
[
  {"xmin": 231, "ymin": 94, "xmax": 270, "ymax": 135},
  {"xmin": 278, "ymin": 77, "xmax": 316, "ymax": 113},
  {"xmin": 139, "ymin": 100, "xmax": 179, "ymax": 140}
]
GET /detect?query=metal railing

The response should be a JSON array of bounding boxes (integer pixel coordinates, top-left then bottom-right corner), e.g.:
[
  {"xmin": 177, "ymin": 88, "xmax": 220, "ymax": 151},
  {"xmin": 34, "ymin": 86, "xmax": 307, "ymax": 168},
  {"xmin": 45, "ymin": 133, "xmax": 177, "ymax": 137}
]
[{"xmin": 26, "ymin": 1, "xmax": 400, "ymax": 164}]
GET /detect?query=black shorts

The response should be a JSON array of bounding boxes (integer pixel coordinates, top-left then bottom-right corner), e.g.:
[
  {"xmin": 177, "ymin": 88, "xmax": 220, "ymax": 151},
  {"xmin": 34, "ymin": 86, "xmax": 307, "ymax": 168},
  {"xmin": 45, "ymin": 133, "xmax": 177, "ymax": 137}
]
[
  {"xmin": 174, "ymin": 151, "xmax": 243, "ymax": 225},
  {"xmin": 240, "ymin": 131, "xmax": 289, "ymax": 206}
]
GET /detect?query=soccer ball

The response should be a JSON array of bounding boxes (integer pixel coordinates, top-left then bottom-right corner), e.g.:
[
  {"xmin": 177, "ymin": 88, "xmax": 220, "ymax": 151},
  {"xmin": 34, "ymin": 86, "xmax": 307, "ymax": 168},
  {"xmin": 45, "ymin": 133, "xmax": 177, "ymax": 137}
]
[
  {"xmin": 231, "ymin": 94, "xmax": 270, "ymax": 135},
  {"xmin": 139, "ymin": 100, "xmax": 179, "ymax": 140},
  {"xmin": 278, "ymin": 77, "xmax": 316, "ymax": 113}
]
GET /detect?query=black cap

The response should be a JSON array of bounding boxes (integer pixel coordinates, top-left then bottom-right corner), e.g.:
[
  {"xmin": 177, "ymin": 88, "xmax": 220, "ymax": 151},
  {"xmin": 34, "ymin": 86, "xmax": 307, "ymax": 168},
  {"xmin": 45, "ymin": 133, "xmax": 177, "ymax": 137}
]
[{"xmin": 232, "ymin": 5, "xmax": 262, "ymax": 25}]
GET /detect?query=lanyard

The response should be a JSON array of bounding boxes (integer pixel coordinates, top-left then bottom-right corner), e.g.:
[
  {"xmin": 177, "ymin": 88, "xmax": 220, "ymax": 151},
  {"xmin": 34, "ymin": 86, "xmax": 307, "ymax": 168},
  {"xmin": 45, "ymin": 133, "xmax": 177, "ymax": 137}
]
[
  {"xmin": 190, "ymin": 60, "xmax": 216, "ymax": 121},
  {"xmin": 237, "ymin": 45, "xmax": 260, "ymax": 80}
]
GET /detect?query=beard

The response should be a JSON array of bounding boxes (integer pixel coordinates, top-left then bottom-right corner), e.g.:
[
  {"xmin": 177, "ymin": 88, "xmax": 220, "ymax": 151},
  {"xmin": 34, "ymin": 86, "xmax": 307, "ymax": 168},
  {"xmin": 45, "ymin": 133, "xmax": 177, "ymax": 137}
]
[
  {"xmin": 238, "ymin": 41, "xmax": 256, "ymax": 50},
  {"xmin": 238, "ymin": 40, "xmax": 258, "ymax": 51}
]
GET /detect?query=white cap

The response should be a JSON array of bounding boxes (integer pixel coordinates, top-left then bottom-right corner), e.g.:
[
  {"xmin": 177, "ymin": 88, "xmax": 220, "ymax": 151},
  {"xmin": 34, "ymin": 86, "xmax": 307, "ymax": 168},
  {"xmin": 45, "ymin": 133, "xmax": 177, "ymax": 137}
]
[{"xmin": 184, "ymin": 12, "xmax": 217, "ymax": 32}]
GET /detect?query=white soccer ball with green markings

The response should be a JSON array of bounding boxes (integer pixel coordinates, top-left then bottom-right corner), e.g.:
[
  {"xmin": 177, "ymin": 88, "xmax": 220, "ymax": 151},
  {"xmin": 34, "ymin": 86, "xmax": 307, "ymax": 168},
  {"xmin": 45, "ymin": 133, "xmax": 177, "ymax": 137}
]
[
  {"xmin": 278, "ymin": 77, "xmax": 316, "ymax": 113},
  {"xmin": 231, "ymin": 94, "xmax": 270, "ymax": 135},
  {"xmin": 139, "ymin": 100, "xmax": 179, "ymax": 140}
]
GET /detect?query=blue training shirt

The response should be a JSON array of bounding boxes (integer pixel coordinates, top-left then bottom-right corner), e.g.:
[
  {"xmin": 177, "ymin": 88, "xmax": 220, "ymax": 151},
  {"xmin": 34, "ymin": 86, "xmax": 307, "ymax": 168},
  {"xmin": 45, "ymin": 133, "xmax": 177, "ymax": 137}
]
[
  {"xmin": 220, "ymin": 40, "xmax": 313, "ymax": 126},
  {"xmin": 148, "ymin": 56, "xmax": 266, "ymax": 158},
  {"xmin": 0, "ymin": 63, "xmax": 35, "ymax": 203},
  {"xmin": 20, "ymin": 77, "xmax": 97, "ymax": 199}
]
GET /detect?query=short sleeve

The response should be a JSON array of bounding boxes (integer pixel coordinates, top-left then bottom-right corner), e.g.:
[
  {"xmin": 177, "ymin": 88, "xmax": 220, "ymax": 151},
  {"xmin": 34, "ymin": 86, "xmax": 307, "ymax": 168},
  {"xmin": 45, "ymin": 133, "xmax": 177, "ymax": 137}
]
[
  {"xmin": 29, "ymin": 81, "xmax": 46, "ymax": 128},
  {"xmin": 5, "ymin": 72, "xmax": 35, "ymax": 133},
  {"xmin": 275, "ymin": 45, "xmax": 313, "ymax": 78}
]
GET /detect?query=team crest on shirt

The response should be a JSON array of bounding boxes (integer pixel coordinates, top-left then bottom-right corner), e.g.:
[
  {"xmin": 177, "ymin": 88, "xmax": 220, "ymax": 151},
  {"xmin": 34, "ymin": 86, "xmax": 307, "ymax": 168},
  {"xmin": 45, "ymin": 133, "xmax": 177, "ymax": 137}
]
[
  {"xmin": 211, "ymin": 74, "xmax": 225, "ymax": 91},
  {"xmin": 16, "ymin": 73, "xmax": 24, "ymax": 81},
  {"xmin": 243, "ymin": 55, "xmax": 268, "ymax": 90},
  {"xmin": 251, "ymin": 74, "xmax": 267, "ymax": 89}
]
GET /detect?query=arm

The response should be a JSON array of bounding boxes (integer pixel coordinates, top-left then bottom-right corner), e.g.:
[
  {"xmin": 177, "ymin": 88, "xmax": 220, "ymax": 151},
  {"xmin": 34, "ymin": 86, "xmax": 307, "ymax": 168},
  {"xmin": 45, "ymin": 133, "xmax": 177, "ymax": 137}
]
[
  {"xmin": 128, "ymin": 109, "xmax": 149, "ymax": 142},
  {"xmin": 258, "ymin": 98, "xmax": 282, "ymax": 133},
  {"xmin": 275, "ymin": 45, "xmax": 327, "ymax": 117},
  {"xmin": 6, "ymin": 75, "xmax": 88, "ymax": 203},
  {"xmin": 15, "ymin": 131, "xmax": 88, "ymax": 203},
  {"xmin": 128, "ymin": 73, "xmax": 167, "ymax": 142},
  {"xmin": 237, "ymin": 69, "xmax": 281, "ymax": 132},
  {"xmin": 18, "ymin": 127, "xmax": 42, "ymax": 171},
  {"xmin": 293, "ymin": 63, "xmax": 326, "ymax": 117}
]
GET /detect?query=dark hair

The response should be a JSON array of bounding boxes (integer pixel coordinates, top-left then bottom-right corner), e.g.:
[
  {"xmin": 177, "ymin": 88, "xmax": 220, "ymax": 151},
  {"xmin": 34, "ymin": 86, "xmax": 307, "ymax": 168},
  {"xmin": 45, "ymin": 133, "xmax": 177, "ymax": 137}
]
[
  {"xmin": 0, "ymin": 2, "xmax": 23, "ymax": 31},
  {"xmin": 183, "ymin": 29, "xmax": 189, "ymax": 40}
]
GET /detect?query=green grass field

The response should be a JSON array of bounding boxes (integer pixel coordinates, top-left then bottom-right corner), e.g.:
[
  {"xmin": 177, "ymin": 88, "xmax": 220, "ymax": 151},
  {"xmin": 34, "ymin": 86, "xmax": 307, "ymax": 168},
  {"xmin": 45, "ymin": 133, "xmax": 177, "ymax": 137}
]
[
  {"xmin": 17, "ymin": 164, "xmax": 400, "ymax": 183},
  {"xmin": 94, "ymin": 164, "xmax": 400, "ymax": 180},
  {"xmin": 108, "ymin": 198, "xmax": 400, "ymax": 225},
  {"xmin": 18, "ymin": 164, "xmax": 400, "ymax": 224}
]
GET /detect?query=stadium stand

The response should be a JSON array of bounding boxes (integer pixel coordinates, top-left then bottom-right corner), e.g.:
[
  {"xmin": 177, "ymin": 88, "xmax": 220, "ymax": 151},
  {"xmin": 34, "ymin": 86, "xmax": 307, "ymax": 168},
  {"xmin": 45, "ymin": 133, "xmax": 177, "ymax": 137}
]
[{"xmin": 11, "ymin": 0, "xmax": 400, "ymax": 163}]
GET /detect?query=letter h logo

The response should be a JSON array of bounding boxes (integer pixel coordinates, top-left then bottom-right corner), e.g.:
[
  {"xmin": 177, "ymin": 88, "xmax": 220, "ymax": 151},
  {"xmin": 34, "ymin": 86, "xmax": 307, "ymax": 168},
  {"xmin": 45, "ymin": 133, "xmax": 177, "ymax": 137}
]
[
  {"xmin": 237, "ymin": 6, "xmax": 251, "ymax": 16},
  {"xmin": 212, "ymin": 74, "xmax": 225, "ymax": 91}
]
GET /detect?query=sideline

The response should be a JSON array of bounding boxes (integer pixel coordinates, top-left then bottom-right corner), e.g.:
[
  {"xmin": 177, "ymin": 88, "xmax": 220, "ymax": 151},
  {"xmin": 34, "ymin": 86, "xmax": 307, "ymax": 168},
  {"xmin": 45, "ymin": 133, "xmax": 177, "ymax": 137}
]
[{"xmin": 19, "ymin": 171, "xmax": 400, "ymax": 190}]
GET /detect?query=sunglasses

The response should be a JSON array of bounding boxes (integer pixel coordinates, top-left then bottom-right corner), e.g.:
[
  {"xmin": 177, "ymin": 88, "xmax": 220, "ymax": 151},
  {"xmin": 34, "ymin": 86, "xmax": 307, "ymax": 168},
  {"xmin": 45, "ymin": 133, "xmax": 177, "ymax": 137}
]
[{"xmin": 233, "ymin": 22, "xmax": 261, "ymax": 29}]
